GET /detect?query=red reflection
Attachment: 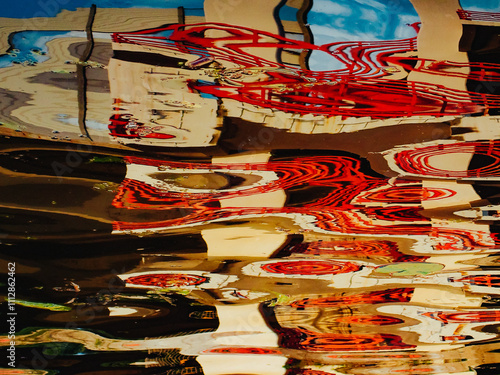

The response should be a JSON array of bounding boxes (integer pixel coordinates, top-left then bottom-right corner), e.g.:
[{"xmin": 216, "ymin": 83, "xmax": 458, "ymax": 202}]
[
  {"xmin": 336, "ymin": 315, "xmax": 404, "ymax": 326},
  {"xmin": 450, "ymin": 274, "xmax": 500, "ymax": 287},
  {"xmin": 423, "ymin": 310, "xmax": 500, "ymax": 324},
  {"xmin": 395, "ymin": 141, "xmax": 500, "ymax": 178},
  {"xmin": 287, "ymin": 240, "xmax": 426, "ymax": 263},
  {"xmin": 109, "ymin": 113, "xmax": 176, "ymax": 140},
  {"xmin": 113, "ymin": 22, "xmax": 500, "ymax": 118},
  {"xmin": 206, "ymin": 347, "xmax": 282, "ymax": 355},
  {"xmin": 289, "ymin": 288, "xmax": 414, "ymax": 308},
  {"xmin": 277, "ymin": 327, "xmax": 415, "ymax": 351},
  {"xmin": 260, "ymin": 260, "xmax": 362, "ymax": 276},
  {"xmin": 111, "ymin": 154, "xmax": 500, "ymax": 252},
  {"xmin": 125, "ymin": 273, "xmax": 208, "ymax": 288}
]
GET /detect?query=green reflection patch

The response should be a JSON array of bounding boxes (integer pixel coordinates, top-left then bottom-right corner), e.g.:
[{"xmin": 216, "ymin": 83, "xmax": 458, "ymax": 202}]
[
  {"xmin": 374, "ymin": 262, "xmax": 444, "ymax": 276},
  {"xmin": 7, "ymin": 298, "xmax": 72, "ymax": 311}
]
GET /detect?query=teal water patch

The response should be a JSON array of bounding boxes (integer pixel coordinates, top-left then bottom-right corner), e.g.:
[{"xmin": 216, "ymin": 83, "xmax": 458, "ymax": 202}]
[
  {"xmin": 1, "ymin": 31, "xmax": 70, "ymax": 68},
  {"xmin": 307, "ymin": 0, "xmax": 419, "ymax": 71},
  {"xmin": 460, "ymin": 0, "xmax": 500, "ymax": 11},
  {"xmin": 0, "ymin": 30, "xmax": 110, "ymax": 68}
]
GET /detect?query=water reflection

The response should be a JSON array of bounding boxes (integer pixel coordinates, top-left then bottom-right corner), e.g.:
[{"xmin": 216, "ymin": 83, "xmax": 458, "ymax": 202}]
[
  {"xmin": 2, "ymin": 0, "xmax": 500, "ymax": 374},
  {"xmin": 2, "ymin": 143, "xmax": 500, "ymax": 374}
]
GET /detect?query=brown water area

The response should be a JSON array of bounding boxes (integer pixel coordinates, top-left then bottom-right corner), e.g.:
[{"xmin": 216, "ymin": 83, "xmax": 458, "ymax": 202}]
[{"xmin": 2, "ymin": 0, "xmax": 500, "ymax": 374}]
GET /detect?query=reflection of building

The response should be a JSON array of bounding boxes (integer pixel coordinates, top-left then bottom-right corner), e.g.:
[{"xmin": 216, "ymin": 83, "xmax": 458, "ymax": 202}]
[
  {"xmin": 383, "ymin": 140, "xmax": 500, "ymax": 184},
  {"xmin": 458, "ymin": 6, "xmax": 500, "ymax": 109},
  {"xmin": 2, "ymin": 143, "xmax": 500, "ymax": 257},
  {"xmin": 108, "ymin": 11, "xmax": 500, "ymax": 149},
  {"xmin": 0, "ymin": 6, "xmax": 206, "ymax": 148},
  {"xmin": 106, "ymin": 0, "xmax": 314, "ymax": 148},
  {"xmin": 275, "ymin": 0, "xmax": 314, "ymax": 69},
  {"xmin": 107, "ymin": 56, "xmax": 222, "ymax": 147},
  {"xmin": 111, "ymin": 153, "xmax": 500, "ymax": 255},
  {"xmin": 8, "ymin": 250, "xmax": 500, "ymax": 374},
  {"xmin": 203, "ymin": 0, "xmax": 313, "ymax": 68}
]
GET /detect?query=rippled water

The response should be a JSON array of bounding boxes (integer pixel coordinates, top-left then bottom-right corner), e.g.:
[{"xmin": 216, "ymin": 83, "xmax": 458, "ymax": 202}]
[{"xmin": 2, "ymin": 1, "xmax": 500, "ymax": 374}]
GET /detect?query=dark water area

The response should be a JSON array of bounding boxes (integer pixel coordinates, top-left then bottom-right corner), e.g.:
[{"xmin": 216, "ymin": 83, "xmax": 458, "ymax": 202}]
[{"xmin": 2, "ymin": 1, "xmax": 500, "ymax": 375}]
